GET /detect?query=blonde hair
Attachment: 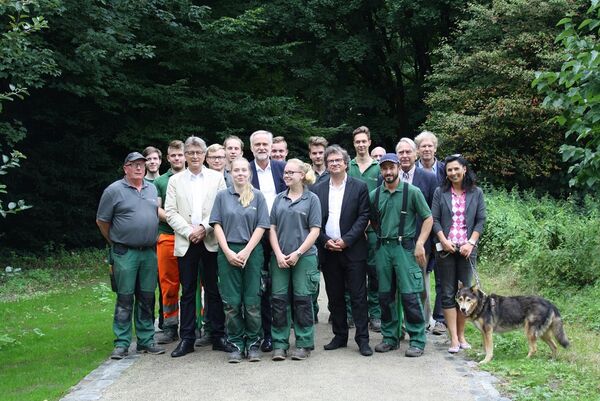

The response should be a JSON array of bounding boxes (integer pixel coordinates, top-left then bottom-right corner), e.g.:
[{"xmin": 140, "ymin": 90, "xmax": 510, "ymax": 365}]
[
  {"xmin": 287, "ymin": 158, "xmax": 316, "ymax": 186},
  {"xmin": 206, "ymin": 143, "xmax": 225, "ymax": 154},
  {"xmin": 231, "ymin": 157, "xmax": 255, "ymax": 207}
]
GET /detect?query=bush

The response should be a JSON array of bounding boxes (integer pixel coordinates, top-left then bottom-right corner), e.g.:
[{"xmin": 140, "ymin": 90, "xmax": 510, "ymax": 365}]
[{"xmin": 480, "ymin": 188, "xmax": 600, "ymax": 289}]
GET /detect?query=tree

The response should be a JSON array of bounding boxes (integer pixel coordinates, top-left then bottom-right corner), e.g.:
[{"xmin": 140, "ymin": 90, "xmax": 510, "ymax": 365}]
[
  {"xmin": 533, "ymin": 1, "xmax": 600, "ymax": 191},
  {"xmin": 423, "ymin": 0, "xmax": 577, "ymax": 193}
]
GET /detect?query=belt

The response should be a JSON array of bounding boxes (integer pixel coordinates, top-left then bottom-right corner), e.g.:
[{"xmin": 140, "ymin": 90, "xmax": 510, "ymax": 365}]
[
  {"xmin": 378, "ymin": 237, "xmax": 414, "ymax": 245},
  {"xmin": 114, "ymin": 243, "xmax": 154, "ymax": 251}
]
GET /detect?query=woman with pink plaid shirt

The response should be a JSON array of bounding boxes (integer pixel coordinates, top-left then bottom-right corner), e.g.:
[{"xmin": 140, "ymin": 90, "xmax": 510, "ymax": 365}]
[{"xmin": 431, "ymin": 154, "xmax": 486, "ymax": 354}]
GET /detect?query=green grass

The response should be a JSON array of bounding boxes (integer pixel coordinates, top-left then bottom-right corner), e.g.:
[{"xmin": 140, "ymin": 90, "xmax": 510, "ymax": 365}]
[
  {"xmin": 463, "ymin": 260, "xmax": 600, "ymax": 401},
  {"xmin": 0, "ymin": 249, "xmax": 116, "ymax": 401}
]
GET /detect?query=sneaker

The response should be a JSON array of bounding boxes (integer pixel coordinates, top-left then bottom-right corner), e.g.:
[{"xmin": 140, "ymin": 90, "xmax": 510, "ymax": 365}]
[
  {"xmin": 272, "ymin": 348, "xmax": 287, "ymax": 361},
  {"xmin": 431, "ymin": 321, "xmax": 447, "ymax": 335},
  {"xmin": 136, "ymin": 343, "xmax": 166, "ymax": 355},
  {"xmin": 247, "ymin": 345, "xmax": 261, "ymax": 362},
  {"xmin": 405, "ymin": 346, "xmax": 424, "ymax": 357},
  {"xmin": 291, "ymin": 347, "xmax": 311, "ymax": 360},
  {"xmin": 369, "ymin": 318, "xmax": 382, "ymax": 332},
  {"xmin": 110, "ymin": 346, "xmax": 128, "ymax": 360},
  {"xmin": 155, "ymin": 330, "xmax": 179, "ymax": 345},
  {"xmin": 374, "ymin": 342, "xmax": 398, "ymax": 353},
  {"xmin": 228, "ymin": 350, "xmax": 243, "ymax": 363}
]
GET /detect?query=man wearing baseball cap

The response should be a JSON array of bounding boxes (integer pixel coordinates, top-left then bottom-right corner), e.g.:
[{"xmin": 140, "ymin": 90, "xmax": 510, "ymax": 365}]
[
  {"xmin": 369, "ymin": 153, "xmax": 433, "ymax": 357},
  {"xmin": 96, "ymin": 152, "xmax": 165, "ymax": 359}
]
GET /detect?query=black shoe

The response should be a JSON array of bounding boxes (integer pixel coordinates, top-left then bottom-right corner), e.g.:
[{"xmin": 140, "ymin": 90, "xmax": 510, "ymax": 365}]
[
  {"xmin": 247, "ymin": 345, "xmax": 261, "ymax": 362},
  {"xmin": 261, "ymin": 337, "xmax": 273, "ymax": 352},
  {"xmin": 194, "ymin": 334, "xmax": 212, "ymax": 347},
  {"xmin": 323, "ymin": 337, "xmax": 348, "ymax": 351},
  {"xmin": 110, "ymin": 346, "xmax": 128, "ymax": 360},
  {"xmin": 359, "ymin": 343, "xmax": 373, "ymax": 356},
  {"xmin": 171, "ymin": 339, "xmax": 195, "ymax": 357},
  {"xmin": 212, "ymin": 337, "xmax": 235, "ymax": 353},
  {"xmin": 136, "ymin": 343, "xmax": 165, "ymax": 355},
  {"xmin": 374, "ymin": 342, "xmax": 399, "ymax": 353},
  {"xmin": 155, "ymin": 329, "xmax": 179, "ymax": 345},
  {"xmin": 405, "ymin": 346, "xmax": 424, "ymax": 357}
]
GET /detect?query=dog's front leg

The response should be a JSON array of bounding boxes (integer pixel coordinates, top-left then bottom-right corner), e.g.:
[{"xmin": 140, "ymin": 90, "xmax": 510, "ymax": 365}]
[{"xmin": 479, "ymin": 328, "xmax": 494, "ymax": 364}]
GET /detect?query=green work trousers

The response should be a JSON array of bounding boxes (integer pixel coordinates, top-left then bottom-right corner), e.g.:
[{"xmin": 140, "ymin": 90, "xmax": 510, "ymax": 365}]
[
  {"xmin": 270, "ymin": 254, "xmax": 320, "ymax": 350},
  {"xmin": 111, "ymin": 246, "xmax": 157, "ymax": 348},
  {"xmin": 375, "ymin": 242, "xmax": 426, "ymax": 350},
  {"xmin": 366, "ymin": 230, "xmax": 380, "ymax": 319},
  {"xmin": 217, "ymin": 243, "xmax": 263, "ymax": 352}
]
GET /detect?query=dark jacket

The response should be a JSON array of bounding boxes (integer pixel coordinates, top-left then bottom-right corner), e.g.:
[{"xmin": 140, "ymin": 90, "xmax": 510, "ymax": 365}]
[{"xmin": 250, "ymin": 159, "xmax": 287, "ymax": 193}]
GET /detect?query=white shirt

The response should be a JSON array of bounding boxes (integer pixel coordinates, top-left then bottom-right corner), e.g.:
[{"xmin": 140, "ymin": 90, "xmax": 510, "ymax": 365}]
[
  {"xmin": 255, "ymin": 160, "xmax": 277, "ymax": 214},
  {"xmin": 184, "ymin": 168, "xmax": 205, "ymax": 226},
  {"xmin": 401, "ymin": 165, "xmax": 416, "ymax": 184},
  {"xmin": 325, "ymin": 176, "xmax": 346, "ymax": 240}
]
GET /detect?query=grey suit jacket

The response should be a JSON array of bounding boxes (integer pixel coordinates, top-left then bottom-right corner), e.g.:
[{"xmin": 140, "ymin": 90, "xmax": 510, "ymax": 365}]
[{"xmin": 431, "ymin": 186, "xmax": 486, "ymax": 244}]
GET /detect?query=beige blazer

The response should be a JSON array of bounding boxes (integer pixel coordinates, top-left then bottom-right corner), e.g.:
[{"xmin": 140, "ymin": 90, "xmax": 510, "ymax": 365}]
[{"xmin": 165, "ymin": 168, "xmax": 226, "ymax": 256}]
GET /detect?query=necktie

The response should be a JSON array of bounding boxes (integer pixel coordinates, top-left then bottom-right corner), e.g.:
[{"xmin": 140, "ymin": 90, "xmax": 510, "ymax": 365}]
[{"xmin": 402, "ymin": 172, "xmax": 410, "ymax": 182}]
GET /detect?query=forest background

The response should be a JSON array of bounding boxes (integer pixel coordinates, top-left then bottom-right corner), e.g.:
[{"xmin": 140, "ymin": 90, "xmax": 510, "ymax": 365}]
[{"xmin": 0, "ymin": 0, "xmax": 597, "ymax": 250}]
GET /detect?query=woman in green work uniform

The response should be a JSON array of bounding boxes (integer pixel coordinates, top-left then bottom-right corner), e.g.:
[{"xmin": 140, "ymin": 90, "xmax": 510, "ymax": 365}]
[
  {"xmin": 211, "ymin": 157, "xmax": 270, "ymax": 363},
  {"xmin": 269, "ymin": 158, "xmax": 321, "ymax": 361}
]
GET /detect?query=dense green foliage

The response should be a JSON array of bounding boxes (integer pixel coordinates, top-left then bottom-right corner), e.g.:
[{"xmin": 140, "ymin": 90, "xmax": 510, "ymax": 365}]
[
  {"xmin": 424, "ymin": 0, "xmax": 578, "ymax": 193},
  {"xmin": 533, "ymin": 1, "xmax": 600, "ymax": 192},
  {"xmin": 480, "ymin": 188, "xmax": 600, "ymax": 289}
]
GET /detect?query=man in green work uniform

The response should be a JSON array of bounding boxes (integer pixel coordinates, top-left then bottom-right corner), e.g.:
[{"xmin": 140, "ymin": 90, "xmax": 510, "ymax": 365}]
[
  {"xmin": 348, "ymin": 126, "xmax": 381, "ymax": 332},
  {"xmin": 96, "ymin": 152, "xmax": 165, "ymax": 359},
  {"xmin": 370, "ymin": 153, "xmax": 433, "ymax": 357}
]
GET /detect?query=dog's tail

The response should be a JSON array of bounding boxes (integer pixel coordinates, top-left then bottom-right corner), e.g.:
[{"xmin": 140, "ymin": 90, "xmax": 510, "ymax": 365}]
[{"xmin": 551, "ymin": 306, "xmax": 570, "ymax": 349}]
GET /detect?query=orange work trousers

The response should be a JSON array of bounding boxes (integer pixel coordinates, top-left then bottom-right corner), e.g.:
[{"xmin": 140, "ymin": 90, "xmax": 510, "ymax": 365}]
[{"xmin": 157, "ymin": 233, "xmax": 179, "ymax": 328}]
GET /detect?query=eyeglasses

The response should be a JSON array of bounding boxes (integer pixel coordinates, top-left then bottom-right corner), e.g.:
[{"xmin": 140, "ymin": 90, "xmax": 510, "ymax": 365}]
[
  {"xmin": 283, "ymin": 170, "xmax": 303, "ymax": 176},
  {"xmin": 327, "ymin": 158, "xmax": 344, "ymax": 165},
  {"xmin": 125, "ymin": 162, "xmax": 145, "ymax": 169},
  {"xmin": 185, "ymin": 151, "xmax": 204, "ymax": 156},
  {"xmin": 206, "ymin": 156, "xmax": 225, "ymax": 160}
]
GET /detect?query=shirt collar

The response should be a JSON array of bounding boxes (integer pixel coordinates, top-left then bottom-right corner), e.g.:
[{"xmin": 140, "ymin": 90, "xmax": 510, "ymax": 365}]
[{"xmin": 254, "ymin": 160, "xmax": 271, "ymax": 173}]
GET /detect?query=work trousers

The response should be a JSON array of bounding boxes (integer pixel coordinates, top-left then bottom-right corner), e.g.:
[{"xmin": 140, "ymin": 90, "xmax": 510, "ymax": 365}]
[
  {"xmin": 322, "ymin": 249, "xmax": 369, "ymax": 345},
  {"xmin": 156, "ymin": 233, "xmax": 179, "ymax": 330},
  {"xmin": 178, "ymin": 242, "xmax": 225, "ymax": 341},
  {"xmin": 218, "ymin": 243, "xmax": 263, "ymax": 352},
  {"xmin": 112, "ymin": 246, "xmax": 157, "ymax": 348},
  {"xmin": 270, "ymin": 254, "xmax": 320, "ymax": 350},
  {"xmin": 376, "ymin": 242, "xmax": 426, "ymax": 350}
]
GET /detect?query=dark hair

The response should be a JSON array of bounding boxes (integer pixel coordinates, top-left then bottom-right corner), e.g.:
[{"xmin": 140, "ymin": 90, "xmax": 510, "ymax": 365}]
[
  {"xmin": 324, "ymin": 145, "xmax": 351, "ymax": 171},
  {"xmin": 441, "ymin": 154, "xmax": 477, "ymax": 192}
]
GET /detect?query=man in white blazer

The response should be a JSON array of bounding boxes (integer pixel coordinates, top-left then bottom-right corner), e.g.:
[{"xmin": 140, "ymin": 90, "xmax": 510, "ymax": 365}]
[{"xmin": 165, "ymin": 136, "xmax": 229, "ymax": 357}]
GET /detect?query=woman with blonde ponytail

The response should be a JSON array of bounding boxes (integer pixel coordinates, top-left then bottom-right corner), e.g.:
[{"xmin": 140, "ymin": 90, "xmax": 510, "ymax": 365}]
[
  {"xmin": 210, "ymin": 157, "xmax": 270, "ymax": 363},
  {"xmin": 269, "ymin": 158, "xmax": 321, "ymax": 361}
]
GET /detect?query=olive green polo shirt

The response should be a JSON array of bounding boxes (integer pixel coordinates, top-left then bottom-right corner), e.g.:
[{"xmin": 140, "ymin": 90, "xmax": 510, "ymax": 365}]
[
  {"xmin": 369, "ymin": 182, "xmax": 431, "ymax": 239},
  {"xmin": 153, "ymin": 169, "xmax": 175, "ymax": 235},
  {"xmin": 349, "ymin": 158, "xmax": 380, "ymax": 193}
]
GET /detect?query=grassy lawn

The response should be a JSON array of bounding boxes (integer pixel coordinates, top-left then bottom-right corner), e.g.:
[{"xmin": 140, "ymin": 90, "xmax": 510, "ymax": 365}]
[
  {"xmin": 461, "ymin": 260, "xmax": 600, "ymax": 401},
  {"xmin": 0, "ymin": 250, "xmax": 115, "ymax": 401}
]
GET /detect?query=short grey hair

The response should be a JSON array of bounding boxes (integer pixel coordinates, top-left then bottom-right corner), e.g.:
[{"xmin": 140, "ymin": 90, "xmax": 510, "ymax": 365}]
[
  {"xmin": 184, "ymin": 136, "xmax": 207, "ymax": 152},
  {"xmin": 414, "ymin": 130, "xmax": 439, "ymax": 148},
  {"xmin": 250, "ymin": 130, "xmax": 273, "ymax": 146},
  {"xmin": 324, "ymin": 145, "xmax": 351, "ymax": 171},
  {"xmin": 395, "ymin": 137, "xmax": 416, "ymax": 153}
]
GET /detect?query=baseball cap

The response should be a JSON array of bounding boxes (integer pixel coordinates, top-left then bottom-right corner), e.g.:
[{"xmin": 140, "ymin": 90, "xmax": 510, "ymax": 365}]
[
  {"xmin": 379, "ymin": 153, "xmax": 400, "ymax": 165},
  {"xmin": 124, "ymin": 152, "xmax": 146, "ymax": 164}
]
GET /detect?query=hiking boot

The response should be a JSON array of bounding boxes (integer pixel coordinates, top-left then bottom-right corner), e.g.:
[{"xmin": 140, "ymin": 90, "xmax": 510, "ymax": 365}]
[
  {"xmin": 369, "ymin": 318, "xmax": 382, "ymax": 332},
  {"xmin": 374, "ymin": 342, "xmax": 398, "ymax": 353},
  {"xmin": 272, "ymin": 348, "xmax": 287, "ymax": 361},
  {"xmin": 155, "ymin": 329, "xmax": 179, "ymax": 344},
  {"xmin": 291, "ymin": 347, "xmax": 311, "ymax": 360},
  {"xmin": 431, "ymin": 321, "xmax": 447, "ymax": 335},
  {"xmin": 405, "ymin": 346, "xmax": 424, "ymax": 358},
  {"xmin": 247, "ymin": 345, "xmax": 261, "ymax": 362},
  {"xmin": 228, "ymin": 350, "xmax": 243, "ymax": 363},
  {"xmin": 110, "ymin": 346, "xmax": 128, "ymax": 360},
  {"xmin": 195, "ymin": 334, "xmax": 212, "ymax": 347},
  {"xmin": 136, "ymin": 343, "xmax": 166, "ymax": 355},
  {"xmin": 347, "ymin": 318, "xmax": 355, "ymax": 328}
]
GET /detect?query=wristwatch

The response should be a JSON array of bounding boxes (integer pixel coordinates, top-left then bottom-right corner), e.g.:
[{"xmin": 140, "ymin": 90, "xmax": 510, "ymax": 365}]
[
  {"xmin": 296, "ymin": 250, "xmax": 303, "ymax": 257},
  {"xmin": 467, "ymin": 239, "xmax": 477, "ymax": 247}
]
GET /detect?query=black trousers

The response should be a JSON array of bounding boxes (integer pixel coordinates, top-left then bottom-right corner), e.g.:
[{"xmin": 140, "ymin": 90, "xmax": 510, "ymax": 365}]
[
  {"xmin": 321, "ymin": 250, "xmax": 369, "ymax": 345},
  {"xmin": 178, "ymin": 242, "xmax": 225, "ymax": 341}
]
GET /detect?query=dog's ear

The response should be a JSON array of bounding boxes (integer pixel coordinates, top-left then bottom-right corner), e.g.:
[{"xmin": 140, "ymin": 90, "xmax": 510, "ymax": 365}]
[
  {"xmin": 471, "ymin": 284, "xmax": 479, "ymax": 294},
  {"xmin": 458, "ymin": 281, "xmax": 464, "ymax": 290}
]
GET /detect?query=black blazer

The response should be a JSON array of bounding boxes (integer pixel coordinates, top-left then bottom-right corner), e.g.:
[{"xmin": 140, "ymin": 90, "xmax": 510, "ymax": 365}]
[
  {"xmin": 250, "ymin": 159, "xmax": 287, "ymax": 193},
  {"xmin": 311, "ymin": 176, "xmax": 370, "ymax": 262}
]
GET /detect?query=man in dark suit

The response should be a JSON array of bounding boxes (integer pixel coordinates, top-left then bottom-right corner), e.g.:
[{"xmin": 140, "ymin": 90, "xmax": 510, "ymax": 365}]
[
  {"xmin": 396, "ymin": 137, "xmax": 438, "ymax": 331},
  {"xmin": 248, "ymin": 129, "xmax": 286, "ymax": 353},
  {"xmin": 311, "ymin": 145, "xmax": 373, "ymax": 356}
]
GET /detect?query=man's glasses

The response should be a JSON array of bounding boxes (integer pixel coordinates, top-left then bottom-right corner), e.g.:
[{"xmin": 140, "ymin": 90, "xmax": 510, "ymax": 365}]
[
  {"xmin": 206, "ymin": 156, "xmax": 225, "ymax": 160},
  {"xmin": 327, "ymin": 158, "xmax": 344, "ymax": 165},
  {"xmin": 185, "ymin": 151, "xmax": 204, "ymax": 156},
  {"xmin": 125, "ymin": 162, "xmax": 145, "ymax": 169}
]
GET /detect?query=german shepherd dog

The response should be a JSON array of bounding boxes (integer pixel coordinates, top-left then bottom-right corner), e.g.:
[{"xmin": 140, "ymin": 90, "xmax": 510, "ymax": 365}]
[{"xmin": 455, "ymin": 282, "xmax": 570, "ymax": 364}]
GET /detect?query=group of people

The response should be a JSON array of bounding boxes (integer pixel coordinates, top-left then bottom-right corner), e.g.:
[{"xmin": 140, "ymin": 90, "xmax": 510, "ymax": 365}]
[{"xmin": 96, "ymin": 126, "xmax": 486, "ymax": 363}]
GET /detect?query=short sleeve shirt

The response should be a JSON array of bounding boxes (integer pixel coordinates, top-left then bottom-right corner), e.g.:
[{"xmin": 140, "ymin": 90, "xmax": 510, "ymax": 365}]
[
  {"xmin": 209, "ymin": 187, "xmax": 270, "ymax": 243},
  {"xmin": 349, "ymin": 158, "xmax": 380, "ymax": 193},
  {"xmin": 270, "ymin": 188, "xmax": 322, "ymax": 256},
  {"xmin": 153, "ymin": 169, "xmax": 175, "ymax": 235},
  {"xmin": 369, "ymin": 182, "xmax": 431, "ymax": 239},
  {"xmin": 97, "ymin": 178, "xmax": 159, "ymax": 247}
]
